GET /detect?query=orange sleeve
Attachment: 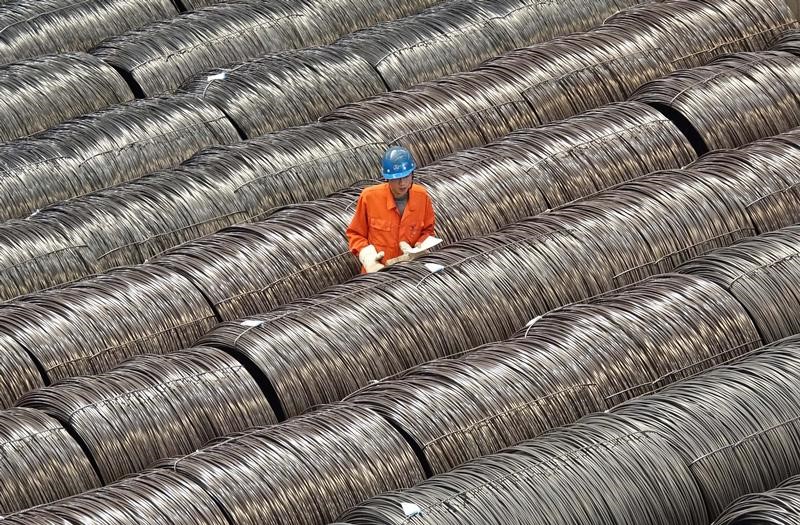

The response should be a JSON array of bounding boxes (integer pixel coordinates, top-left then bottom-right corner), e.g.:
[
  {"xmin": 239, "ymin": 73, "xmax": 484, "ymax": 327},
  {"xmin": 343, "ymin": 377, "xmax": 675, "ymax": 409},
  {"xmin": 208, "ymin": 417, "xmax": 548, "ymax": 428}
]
[
  {"xmin": 418, "ymin": 191, "xmax": 435, "ymax": 245},
  {"xmin": 346, "ymin": 191, "xmax": 370, "ymax": 256}
]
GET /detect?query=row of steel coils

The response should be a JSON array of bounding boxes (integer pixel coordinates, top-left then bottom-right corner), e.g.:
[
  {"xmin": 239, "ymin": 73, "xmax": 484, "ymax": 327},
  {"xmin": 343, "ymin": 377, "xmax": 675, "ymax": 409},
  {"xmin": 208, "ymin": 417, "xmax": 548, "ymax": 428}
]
[{"xmin": 3, "ymin": 21, "xmax": 800, "ymax": 525}]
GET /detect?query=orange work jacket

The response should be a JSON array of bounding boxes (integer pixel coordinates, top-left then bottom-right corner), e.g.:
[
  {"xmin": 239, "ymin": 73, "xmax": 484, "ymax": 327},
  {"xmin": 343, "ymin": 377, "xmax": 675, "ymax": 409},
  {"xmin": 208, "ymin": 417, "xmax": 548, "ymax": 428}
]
[{"xmin": 346, "ymin": 183, "xmax": 435, "ymax": 270}]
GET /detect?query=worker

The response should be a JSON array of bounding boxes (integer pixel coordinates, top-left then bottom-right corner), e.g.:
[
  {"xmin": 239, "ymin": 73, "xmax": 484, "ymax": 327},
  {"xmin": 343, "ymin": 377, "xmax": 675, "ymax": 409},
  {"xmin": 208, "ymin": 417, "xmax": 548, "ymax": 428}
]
[{"xmin": 346, "ymin": 146, "xmax": 436, "ymax": 273}]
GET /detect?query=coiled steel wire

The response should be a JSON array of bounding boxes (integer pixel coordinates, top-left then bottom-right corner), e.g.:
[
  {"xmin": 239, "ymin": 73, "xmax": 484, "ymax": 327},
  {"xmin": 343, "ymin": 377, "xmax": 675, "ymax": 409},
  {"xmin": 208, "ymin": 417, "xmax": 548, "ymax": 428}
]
[
  {"xmin": 155, "ymin": 403, "xmax": 425, "ymax": 525},
  {"xmin": 17, "ymin": 347, "xmax": 277, "ymax": 484},
  {"xmin": 154, "ymin": 101, "xmax": 694, "ymax": 321},
  {"xmin": 679, "ymin": 226, "xmax": 800, "ymax": 344},
  {"xmin": 337, "ymin": 337, "xmax": 800, "ymax": 524},
  {"xmin": 199, "ymin": 158, "xmax": 762, "ymax": 418},
  {"xmin": 0, "ymin": 95, "xmax": 240, "ymax": 220},
  {"xmin": 0, "ymin": 469, "xmax": 228, "ymax": 524},
  {"xmin": 345, "ymin": 273, "xmax": 763, "ymax": 474},
  {"xmin": 179, "ymin": 46, "xmax": 387, "ymax": 138},
  {"xmin": 0, "ymin": 53, "xmax": 133, "ymax": 142},
  {"xmin": 772, "ymin": 28, "xmax": 800, "ymax": 54},
  {"xmin": 714, "ymin": 476, "xmax": 800, "ymax": 525},
  {"xmin": 0, "ymin": 0, "xmax": 176, "ymax": 65},
  {"xmin": 333, "ymin": 0, "xmax": 640, "ymax": 90},
  {"xmin": 0, "ymin": 265, "xmax": 217, "ymax": 387},
  {"xmin": 630, "ymin": 51, "xmax": 800, "ymax": 153},
  {"xmin": 0, "ymin": 407, "xmax": 99, "ymax": 514},
  {"xmin": 90, "ymin": 0, "xmax": 442, "ymax": 96}
]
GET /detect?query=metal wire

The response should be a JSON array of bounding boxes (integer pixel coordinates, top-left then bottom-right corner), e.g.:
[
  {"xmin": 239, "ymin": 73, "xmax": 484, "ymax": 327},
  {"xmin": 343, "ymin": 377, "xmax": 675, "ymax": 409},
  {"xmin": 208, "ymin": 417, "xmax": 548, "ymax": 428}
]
[
  {"xmin": 0, "ymin": 52, "xmax": 133, "ymax": 142},
  {"xmin": 0, "ymin": 407, "xmax": 100, "ymax": 514},
  {"xmin": 678, "ymin": 225, "xmax": 800, "ymax": 344},
  {"xmin": 344, "ymin": 273, "xmax": 762, "ymax": 474},
  {"xmin": 178, "ymin": 46, "xmax": 387, "ymax": 138},
  {"xmin": 772, "ymin": 28, "xmax": 800, "ymax": 55},
  {"xmin": 154, "ymin": 100, "xmax": 693, "ymax": 322},
  {"xmin": 713, "ymin": 475, "xmax": 800, "ymax": 525},
  {"xmin": 199, "ymin": 148, "xmax": 763, "ymax": 418},
  {"xmin": 0, "ymin": 0, "xmax": 177, "ymax": 64},
  {"xmin": 630, "ymin": 51, "xmax": 800, "ymax": 153},
  {"xmin": 0, "ymin": 469, "xmax": 228, "ymax": 524},
  {"xmin": 0, "ymin": 94, "xmax": 240, "ymax": 220},
  {"xmin": 156, "ymin": 403, "xmax": 425, "ymax": 525},
  {"xmin": 0, "ymin": 264, "xmax": 217, "ymax": 386},
  {"xmin": 17, "ymin": 346, "xmax": 277, "ymax": 484},
  {"xmin": 90, "ymin": 0, "xmax": 442, "ymax": 96},
  {"xmin": 337, "ymin": 336, "xmax": 800, "ymax": 524}
]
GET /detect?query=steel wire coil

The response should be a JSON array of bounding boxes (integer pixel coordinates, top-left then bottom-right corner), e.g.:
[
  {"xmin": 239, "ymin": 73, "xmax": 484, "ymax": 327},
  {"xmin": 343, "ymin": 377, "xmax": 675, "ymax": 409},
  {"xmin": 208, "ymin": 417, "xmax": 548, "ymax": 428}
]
[
  {"xmin": 345, "ymin": 273, "xmax": 762, "ymax": 474},
  {"xmin": 772, "ymin": 28, "xmax": 800, "ymax": 55},
  {"xmin": 179, "ymin": 46, "xmax": 387, "ymax": 138},
  {"xmin": 0, "ymin": 53, "xmax": 133, "ymax": 142},
  {"xmin": 678, "ymin": 225, "xmax": 800, "ymax": 343},
  {"xmin": 90, "ymin": 0, "xmax": 441, "ymax": 96},
  {"xmin": 334, "ymin": 0, "xmax": 639, "ymax": 90},
  {"xmin": 0, "ymin": 469, "xmax": 228, "ymax": 524},
  {"xmin": 0, "ymin": 219, "xmax": 96, "ymax": 301},
  {"xmin": 27, "ymin": 120, "xmax": 383, "ymax": 273},
  {"xmin": 0, "ymin": 407, "xmax": 99, "ymax": 514},
  {"xmin": 199, "ymin": 161, "xmax": 758, "ymax": 418},
  {"xmin": 0, "ymin": 95, "xmax": 240, "ymax": 220},
  {"xmin": 154, "ymin": 101, "xmax": 693, "ymax": 322},
  {"xmin": 0, "ymin": 0, "xmax": 176, "ymax": 65},
  {"xmin": 17, "ymin": 346, "xmax": 277, "ymax": 484},
  {"xmin": 337, "ymin": 413, "xmax": 709, "ymax": 525},
  {"xmin": 324, "ymin": 0, "xmax": 794, "ymax": 167},
  {"xmin": 713, "ymin": 475, "xmax": 800, "ymax": 525},
  {"xmin": 0, "ymin": 264, "xmax": 217, "ymax": 390},
  {"xmin": 0, "ymin": 331, "xmax": 42, "ymax": 409},
  {"xmin": 155, "ymin": 403, "xmax": 425, "ymax": 525},
  {"xmin": 337, "ymin": 338, "xmax": 800, "ymax": 524},
  {"xmin": 629, "ymin": 51, "xmax": 800, "ymax": 153}
]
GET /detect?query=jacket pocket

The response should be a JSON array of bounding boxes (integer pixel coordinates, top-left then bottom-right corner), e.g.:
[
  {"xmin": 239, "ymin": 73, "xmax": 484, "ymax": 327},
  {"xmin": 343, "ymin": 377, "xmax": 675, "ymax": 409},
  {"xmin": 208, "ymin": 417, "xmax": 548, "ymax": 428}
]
[{"xmin": 369, "ymin": 217, "xmax": 395, "ymax": 247}]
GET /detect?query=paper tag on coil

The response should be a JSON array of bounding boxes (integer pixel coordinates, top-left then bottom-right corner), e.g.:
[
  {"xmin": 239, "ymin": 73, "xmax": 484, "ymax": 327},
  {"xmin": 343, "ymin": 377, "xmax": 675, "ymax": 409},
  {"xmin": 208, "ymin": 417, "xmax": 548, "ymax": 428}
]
[
  {"xmin": 207, "ymin": 72, "xmax": 227, "ymax": 81},
  {"xmin": 423, "ymin": 263, "xmax": 444, "ymax": 274},
  {"xmin": 401, "ymin": 502, "xmax": 422, "ymax": 517},
  {"xmin": 240, "ymin": 319, "xmax": 263, "ymax": 327}
]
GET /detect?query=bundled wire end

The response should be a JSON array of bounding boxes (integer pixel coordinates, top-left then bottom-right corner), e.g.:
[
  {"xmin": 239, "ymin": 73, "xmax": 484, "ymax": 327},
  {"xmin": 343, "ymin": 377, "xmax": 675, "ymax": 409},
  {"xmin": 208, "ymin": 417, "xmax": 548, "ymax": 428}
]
[{"xmin": 17, "ymin": 346, "xmax": 276, "ymax": 483}]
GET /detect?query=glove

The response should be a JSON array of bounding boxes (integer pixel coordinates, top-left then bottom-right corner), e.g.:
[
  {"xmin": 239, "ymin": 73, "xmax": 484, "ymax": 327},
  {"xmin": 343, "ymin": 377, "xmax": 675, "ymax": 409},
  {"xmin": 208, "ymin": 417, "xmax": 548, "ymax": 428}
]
[
  {"xmin": 358, "ymin": 244, "xmax": 385, "ymax": 273},
  {"xmin": 386, "ymin": 241, "xmax": 414, "ymax": 266}
]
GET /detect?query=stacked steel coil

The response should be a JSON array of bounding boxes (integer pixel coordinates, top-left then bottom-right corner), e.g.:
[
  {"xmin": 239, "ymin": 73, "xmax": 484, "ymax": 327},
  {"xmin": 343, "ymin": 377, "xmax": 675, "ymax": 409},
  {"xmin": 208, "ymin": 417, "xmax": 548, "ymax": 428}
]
[
  {"xmin": 179, "ymin": 46, "xmax": 387, "ymax": 137},
  {"xmin": 17, "ymin": 347, "xmax": 277, "ymax": 483},
  {"xmin": 0, "ymin": 53, "xmax": 133, "ymax": 141},
  {"xmin": 0, "ymin": 408, "xmax": 100, "ymax": 514},
  {"xmin": 198, "ymin": 126, "xmax": 800, "ymax": 418},
  {"xmin": 91, "ymin": 0, "xmax": 443, "ymax": 96},
  {"xmin": 0, "ymin": 95, "xmax": 240, "ymax": 220},
  {"xmin": 772, "ymin": 28, "xmax": 800, "ymax": 54},
  {"xmin": 155, "ymin": 101, "xmax": 695, "ymax": 321},
  {"xmin": 337, "ymin": 336, "xmax": 800, "ymax": 524},
  {"xmin": 0, "ymin": 0, "xmax": 177, "ymax": 64},
  {"xmin": 713, "ymin": 475, "xmax": 800, "ymax": 524}
]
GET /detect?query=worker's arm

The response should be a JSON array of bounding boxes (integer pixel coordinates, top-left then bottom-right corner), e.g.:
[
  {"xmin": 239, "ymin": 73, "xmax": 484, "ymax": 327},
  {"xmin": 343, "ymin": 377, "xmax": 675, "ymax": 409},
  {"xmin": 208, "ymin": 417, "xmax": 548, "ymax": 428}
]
[
  {"xmin": 346, "ymin": 193, "xmax": 370, "ymax": 256},
  {"xmin": 416, "ymin": 192, "xmax": 436, "ymax": 246}
]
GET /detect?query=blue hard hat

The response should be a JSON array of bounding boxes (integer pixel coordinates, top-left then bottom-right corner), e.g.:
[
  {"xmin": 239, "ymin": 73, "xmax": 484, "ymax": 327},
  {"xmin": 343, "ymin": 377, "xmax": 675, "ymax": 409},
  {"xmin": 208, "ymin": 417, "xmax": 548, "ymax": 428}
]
[{"xmin": 382, "ymin": 146, "xmax": 416, "ymax": 180}]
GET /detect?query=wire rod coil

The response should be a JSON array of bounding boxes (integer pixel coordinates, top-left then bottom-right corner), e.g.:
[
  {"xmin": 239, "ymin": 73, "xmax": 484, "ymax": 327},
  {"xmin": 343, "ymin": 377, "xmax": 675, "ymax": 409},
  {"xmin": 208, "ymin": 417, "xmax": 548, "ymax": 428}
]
[
  {"xmin": 17, "ymin": 346, "xmax": 277, "ymax": 484},
  {"xmin": 0, "ymin": 0, "xmax": 177, "ymax": 65},
  {"xmin": 0, "ymin": 94, "xmax": 240, "ymax": 220},
  {"xmin": 0, "ymin": 469, "xmax": 228, "ymax": 524},
  {"xmin": 179, "ymin": 46, "xmax": 387, "ymax": 138},
  {"xmin": 0, "ymin": 264, "xmax": 217, "ymax": 388},
  {"xmin": 344, "ymin": 273, "xmax": 762, "ymax": 474},
  {"xmin": 629, "ymin": 51, "xmax": 800, "ymax": 153},
  {"xmin": 678, "ymin": 225, "xmax": 800, "ymax": 344},
  {"xmin": 156, "ymin": 403, "xmax": 425, "ymax": 525},
  {"xmin": 0, "ymin": 53, "xmax": 133, "ymax": 142},
  {"xmin": 90, "ymin": 0, "xmax": 442, "ymax": 96},
  {"xmin": 771, "ymin": 28, "xmax": 800, "ymax": 55},
  {"xmin": 713, "ymin": 475, "xmax": 800, "ymax": 525},
  {"xmin": 0, "ymin": 407, "xmax": 100, "ymax": 514}
]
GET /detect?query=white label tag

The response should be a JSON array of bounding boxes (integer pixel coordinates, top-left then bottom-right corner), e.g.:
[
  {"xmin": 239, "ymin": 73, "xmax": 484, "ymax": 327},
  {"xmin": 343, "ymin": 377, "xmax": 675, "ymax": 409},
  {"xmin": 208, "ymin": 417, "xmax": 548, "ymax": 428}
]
[
  {"xmin": 424, "ymin": 263, "xmax": 445, "ymax": 273},
  {"xmin": 401, "ymin": 502, "xmax": 422, "ymax": 517},
  {"xmin": 207, "ymin": 72, "xmax": 227, "ymax": 81},
  {"xmin": 241, "ymin": 319, "xmax": 263, "ymax": 327}
]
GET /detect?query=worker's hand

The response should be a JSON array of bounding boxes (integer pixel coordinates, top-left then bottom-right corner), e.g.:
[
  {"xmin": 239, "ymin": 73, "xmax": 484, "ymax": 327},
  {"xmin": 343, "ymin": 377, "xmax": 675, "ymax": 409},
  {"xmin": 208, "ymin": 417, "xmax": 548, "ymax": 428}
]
[
  {"xmin": 399, "ymin": 241, "xmax": 413, "ymax": 255},
  {"xmin": 358, "ymin": 245, "xmax": 385, "ymax": 273}
]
